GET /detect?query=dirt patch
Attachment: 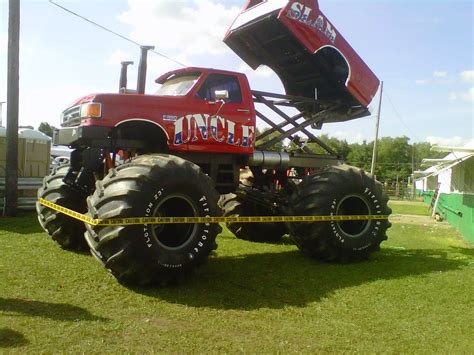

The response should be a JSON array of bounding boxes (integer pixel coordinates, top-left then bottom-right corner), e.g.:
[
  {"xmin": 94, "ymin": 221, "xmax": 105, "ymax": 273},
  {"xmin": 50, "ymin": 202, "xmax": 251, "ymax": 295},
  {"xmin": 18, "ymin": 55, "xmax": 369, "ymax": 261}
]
[
  {"xmin": 391, "ymin": 214, "xmax": 452, "ymax": 228},
  {"xmin": 389, "ymin": 200, "xmax": 426, "ymax": 206}
]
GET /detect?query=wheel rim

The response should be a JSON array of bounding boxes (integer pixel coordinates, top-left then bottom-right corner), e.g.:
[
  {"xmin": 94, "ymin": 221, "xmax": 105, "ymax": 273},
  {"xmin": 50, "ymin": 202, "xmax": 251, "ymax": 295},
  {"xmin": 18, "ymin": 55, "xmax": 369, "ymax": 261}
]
[
  {"xmin": 150, "ymin": 194, "xmax": 198, "ymax": 250},
  {"xmin": 336, "ymin": 194, "xmax": 371, "ymax": 238}
]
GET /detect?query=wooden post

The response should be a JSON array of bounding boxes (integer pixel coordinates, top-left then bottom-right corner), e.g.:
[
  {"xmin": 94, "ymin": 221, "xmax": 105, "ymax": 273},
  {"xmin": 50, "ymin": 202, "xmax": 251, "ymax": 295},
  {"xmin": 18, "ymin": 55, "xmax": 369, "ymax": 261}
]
[
  {"xmin": 370, "ymin": 81, "xmax": 383, "ymax": 177},
  {"xmin": 412, "ymin": 145, "xmax": 416, "ymax": 200},
  {"xmin": 5, "ymin": 0, "xmax": 20, "ymax": 216},
  {"xmin": 395, "ymin": 175, "xmax": 399, "ymax": 198}
]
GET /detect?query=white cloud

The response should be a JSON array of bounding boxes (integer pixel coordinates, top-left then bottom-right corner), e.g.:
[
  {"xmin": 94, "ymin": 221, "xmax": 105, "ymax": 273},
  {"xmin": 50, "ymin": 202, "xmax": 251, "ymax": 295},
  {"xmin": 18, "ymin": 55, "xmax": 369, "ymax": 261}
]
[
  {"xmin": 426, "ymin": 136, "xmax": 468, "ymax": 147},
  {"xmin": 460, "ymin": 87, "xmax": 474, "ymax": 102},
  {"xmin": 416, "ymin": 69, "xmax": 473, "ymax": 87},
  {"xmin": 144, "ymin": 53, "xmax": 190, "ymax": 91},
  {"xmin": 332, "ymin": 130, "xmax": 367, "ymax": 144},
  {"xmin": 105, "ymin": 49, "xmax": 189, "ymax": 92},
  {"xmin": 118, "ymin": 0, "xmax": 241, "ymax": 57},
  {"xmin": 433, "ymin": 70, "xmax": 448, "ymax": 78},
  {"xmin": 19, "ymin": 85, "xmax": 102, "ymax": 129},
  {"xmin": 449, "ymin": 87, "xmax": 474, "ymax": 103},
  {"xmin": 238, "ymin": 63, "xmax": 275, "ymax": 79},
  {"xmin": 460, "ymin": 70, "xmax": 474, "ymax": 84},
  {"xmin": 106, "ymin": 49, "xmax": 134, "ymax": 67}
]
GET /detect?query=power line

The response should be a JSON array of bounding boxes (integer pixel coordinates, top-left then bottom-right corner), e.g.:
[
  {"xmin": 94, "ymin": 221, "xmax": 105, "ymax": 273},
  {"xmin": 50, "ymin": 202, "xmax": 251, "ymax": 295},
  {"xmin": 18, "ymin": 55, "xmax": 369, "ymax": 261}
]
[
  {"xmin": 385, "ymin": 91, "xmax": 421, "ymax": 141},
  {"xmin": 48, "ymin": 0, "xmax": 187, "ymax": 67}
]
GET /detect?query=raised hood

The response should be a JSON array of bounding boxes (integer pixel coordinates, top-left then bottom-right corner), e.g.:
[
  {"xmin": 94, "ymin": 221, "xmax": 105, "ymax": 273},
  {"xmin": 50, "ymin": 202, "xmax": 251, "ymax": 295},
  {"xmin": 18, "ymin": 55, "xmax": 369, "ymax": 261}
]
[{"xmin": 225, "ymin": 0, "xmax": 380, "ymax": 122}]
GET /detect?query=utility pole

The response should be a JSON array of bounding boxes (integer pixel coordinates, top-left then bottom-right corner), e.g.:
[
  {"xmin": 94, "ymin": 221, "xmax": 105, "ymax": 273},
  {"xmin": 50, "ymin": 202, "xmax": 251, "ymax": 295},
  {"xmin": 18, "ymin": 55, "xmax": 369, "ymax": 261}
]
[
  {"xmin": 5, "ymin": 0, "xmax": 20, "ymax": 216},
  {"xmin": 370, "ymin": 81, "xmax": 383, "ymax": 177},
  {"xmin": 412, "ymin": 145, "xmax": 416, "ymax": 199}
]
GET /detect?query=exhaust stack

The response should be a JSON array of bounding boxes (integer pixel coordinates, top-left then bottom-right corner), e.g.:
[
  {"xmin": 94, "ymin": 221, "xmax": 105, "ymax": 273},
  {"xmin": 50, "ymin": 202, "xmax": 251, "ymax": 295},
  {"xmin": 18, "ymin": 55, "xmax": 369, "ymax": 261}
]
[
  {"xmin": 119, "ymin": 61, "xmax": 134, "ymax": 93},
  {"xmin": 137, "ymin": 45, "xmax": 155, "ymax": 94}
]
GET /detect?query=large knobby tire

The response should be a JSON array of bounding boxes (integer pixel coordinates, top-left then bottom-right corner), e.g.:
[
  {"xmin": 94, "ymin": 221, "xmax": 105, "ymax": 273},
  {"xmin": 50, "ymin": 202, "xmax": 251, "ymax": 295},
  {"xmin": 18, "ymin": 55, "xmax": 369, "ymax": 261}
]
[
  {"xmin": 220, "ymin": 193, "xmax": 287, "ymax": 243},
  {"xmin": 286, "ymin": 165, "xmax": 391, "ymax": 262},
  {"xmin": 36, "ymin": 164, "xmax": 88, "ymax": 250},
  {"xmin": 84, "ymin": 154, "xmax": 222, "ymax": 286}
]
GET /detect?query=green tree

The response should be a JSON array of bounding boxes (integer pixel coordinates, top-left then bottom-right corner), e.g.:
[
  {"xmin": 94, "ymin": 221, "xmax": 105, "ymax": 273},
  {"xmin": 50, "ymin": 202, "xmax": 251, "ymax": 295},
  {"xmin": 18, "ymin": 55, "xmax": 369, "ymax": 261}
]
[
  {"xmin": 255, "ymin": 127, "xmax": 286, "ymax": 152},
  {"xmin": 346, "ymin": 137, "xmax": 444, "ymax": 183},
  {"xmin": 346, "ymin": 141, "xmax": 372, "ymax": 172},
  {"xmin": 375, "ymin": 136, "xmax": 412, "ymax": 182},
  {"xmin": 253, "ymin": 128, "xmax": 446, "ymax": 185},
  {"xmin": 38, "ymin": 122, "xmax": 57, "ymax": 138},
  {"xmin": 412, "ymin": 142, "xmax": 445, "ymax": 171},
  {"xmin": 306, "ymin": 134, "xmax": 351, "ymax": 159}
]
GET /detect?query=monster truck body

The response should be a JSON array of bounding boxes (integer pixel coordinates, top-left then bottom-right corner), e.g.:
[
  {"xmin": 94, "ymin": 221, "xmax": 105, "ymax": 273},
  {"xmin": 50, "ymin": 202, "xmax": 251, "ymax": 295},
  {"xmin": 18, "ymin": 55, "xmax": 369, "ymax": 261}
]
[{"xmin": 38, "ymin": 0, "xmax": 391, "ymax": 286}]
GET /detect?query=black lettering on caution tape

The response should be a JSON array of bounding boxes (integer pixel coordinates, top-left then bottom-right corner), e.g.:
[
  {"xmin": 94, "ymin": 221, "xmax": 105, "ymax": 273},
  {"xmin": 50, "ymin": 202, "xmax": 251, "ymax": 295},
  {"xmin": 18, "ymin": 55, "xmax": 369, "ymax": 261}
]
[{"xmin": 38, "ymin": 198, "xmax": 389, "ymax": 226}]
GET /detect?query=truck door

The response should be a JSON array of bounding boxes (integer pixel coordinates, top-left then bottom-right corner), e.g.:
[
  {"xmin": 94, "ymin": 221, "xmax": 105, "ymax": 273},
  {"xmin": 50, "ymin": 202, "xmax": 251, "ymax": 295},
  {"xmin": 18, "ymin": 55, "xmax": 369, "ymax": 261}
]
[{"xmin": 193, "ymin": 73, "xmax": 254, "ymax": 154}]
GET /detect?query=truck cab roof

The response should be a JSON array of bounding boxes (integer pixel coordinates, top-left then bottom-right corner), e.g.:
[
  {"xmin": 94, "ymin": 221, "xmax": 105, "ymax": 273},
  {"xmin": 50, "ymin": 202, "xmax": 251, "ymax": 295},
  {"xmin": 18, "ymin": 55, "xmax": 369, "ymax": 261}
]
[{"xmin": 155, "ymin": 67, "xmax": 245, "ymax": 84}]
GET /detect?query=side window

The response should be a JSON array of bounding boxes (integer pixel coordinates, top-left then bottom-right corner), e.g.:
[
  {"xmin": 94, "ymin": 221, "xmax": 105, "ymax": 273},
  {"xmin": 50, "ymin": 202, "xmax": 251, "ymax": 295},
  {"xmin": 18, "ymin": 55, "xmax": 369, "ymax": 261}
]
[{"xmin": 197, "ymin": 74, "xmax": 242, "ymax": 103}]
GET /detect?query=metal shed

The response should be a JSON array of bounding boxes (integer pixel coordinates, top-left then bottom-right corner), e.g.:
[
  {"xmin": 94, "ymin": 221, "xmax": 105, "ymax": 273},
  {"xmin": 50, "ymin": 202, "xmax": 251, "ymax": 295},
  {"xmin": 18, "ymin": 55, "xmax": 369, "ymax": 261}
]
[{"xmin": 0, "ymin": 127, "xmax": 51, "ymax": 211}]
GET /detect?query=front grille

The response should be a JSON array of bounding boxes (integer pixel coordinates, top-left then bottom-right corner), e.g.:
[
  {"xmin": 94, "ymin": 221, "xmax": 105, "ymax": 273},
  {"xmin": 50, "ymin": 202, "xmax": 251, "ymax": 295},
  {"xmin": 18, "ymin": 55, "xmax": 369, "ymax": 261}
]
[{"xmin": 61, "ymin": 105, "xmax": 81, "ymax": 126}]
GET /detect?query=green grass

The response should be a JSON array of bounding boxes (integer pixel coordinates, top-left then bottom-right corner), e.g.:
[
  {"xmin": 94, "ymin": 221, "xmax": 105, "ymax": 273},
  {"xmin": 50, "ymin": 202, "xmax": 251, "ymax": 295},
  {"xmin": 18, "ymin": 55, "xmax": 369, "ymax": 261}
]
[
  {"xmin": 388, "ymin": 199, "xmax": 431, "ymax": 216},
  {"xmin": 1, "ymin": 213, "xmax": 473, "ymax": 352}
]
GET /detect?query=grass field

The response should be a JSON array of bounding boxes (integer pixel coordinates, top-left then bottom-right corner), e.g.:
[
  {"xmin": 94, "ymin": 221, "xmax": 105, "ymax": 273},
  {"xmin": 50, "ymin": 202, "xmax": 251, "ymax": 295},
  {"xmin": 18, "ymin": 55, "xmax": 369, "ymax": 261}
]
[
  {"xmin": 388, "ymin": 199, "xmax": 431, "ymax": 216},
  {"xmin": 1, "ymin": 209, "xmax": 473, "ymax": 352}
]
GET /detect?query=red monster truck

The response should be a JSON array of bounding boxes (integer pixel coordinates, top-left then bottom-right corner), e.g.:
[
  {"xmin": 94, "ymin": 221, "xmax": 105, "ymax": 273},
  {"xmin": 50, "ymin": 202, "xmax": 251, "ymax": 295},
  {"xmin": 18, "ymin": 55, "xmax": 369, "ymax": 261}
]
[{"xmin": 37, "ymin": 0, "xmax": 391, "ymax": 285}]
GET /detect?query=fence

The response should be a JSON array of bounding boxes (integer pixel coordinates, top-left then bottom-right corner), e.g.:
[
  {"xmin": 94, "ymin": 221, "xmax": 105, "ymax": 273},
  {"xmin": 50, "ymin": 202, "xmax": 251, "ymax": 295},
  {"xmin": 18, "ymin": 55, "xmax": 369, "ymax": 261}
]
[
  {"xmin": 382, "ymin": 186, "xmax": 418, "ymax": 200},
  {"xmin": 0, "ymin": 177, "xmax": 43, "ymax": 212}
]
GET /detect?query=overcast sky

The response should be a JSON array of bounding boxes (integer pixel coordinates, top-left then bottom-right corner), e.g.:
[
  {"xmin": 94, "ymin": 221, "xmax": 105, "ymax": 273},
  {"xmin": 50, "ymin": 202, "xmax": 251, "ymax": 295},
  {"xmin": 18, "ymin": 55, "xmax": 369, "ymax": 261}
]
[{"xmin": 0, "ymin": 0, "xmax": 473, "ymax": 146}]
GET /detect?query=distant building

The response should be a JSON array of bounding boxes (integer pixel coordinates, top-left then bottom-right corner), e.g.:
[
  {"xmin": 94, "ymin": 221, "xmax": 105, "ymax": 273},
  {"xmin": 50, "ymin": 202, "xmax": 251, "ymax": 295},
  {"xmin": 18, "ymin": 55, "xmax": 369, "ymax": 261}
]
[{"xmin": 415, "ymin": 142, "xmax": 474, "ymax": 242}]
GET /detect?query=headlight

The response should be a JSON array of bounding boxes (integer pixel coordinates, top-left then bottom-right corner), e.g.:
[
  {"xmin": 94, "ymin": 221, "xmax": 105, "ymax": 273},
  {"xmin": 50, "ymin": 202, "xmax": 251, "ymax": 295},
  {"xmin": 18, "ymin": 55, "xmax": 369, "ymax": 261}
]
[{"xmin": 80, "ymin": 102, "xmax": 102, "ymax": 119}]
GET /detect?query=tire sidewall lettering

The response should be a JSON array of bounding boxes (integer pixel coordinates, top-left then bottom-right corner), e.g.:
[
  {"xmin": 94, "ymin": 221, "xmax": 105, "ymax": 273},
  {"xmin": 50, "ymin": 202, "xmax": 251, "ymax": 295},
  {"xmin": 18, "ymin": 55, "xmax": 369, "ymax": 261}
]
[
  {"xmin": 142, "ymin": 183, "xmax": 215, "ymax": 269},
  {"xmin": 329, "ymin": 186, "xmax": 383, "ymax": 250}
]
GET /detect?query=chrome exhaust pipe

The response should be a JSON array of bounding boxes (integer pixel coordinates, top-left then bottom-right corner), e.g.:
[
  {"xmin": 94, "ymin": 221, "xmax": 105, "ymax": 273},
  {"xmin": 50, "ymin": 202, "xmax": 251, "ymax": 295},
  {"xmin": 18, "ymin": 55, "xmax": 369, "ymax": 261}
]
[{"xmin": 249, "ymin": 151, "xmax": 290, "ymax": 169}]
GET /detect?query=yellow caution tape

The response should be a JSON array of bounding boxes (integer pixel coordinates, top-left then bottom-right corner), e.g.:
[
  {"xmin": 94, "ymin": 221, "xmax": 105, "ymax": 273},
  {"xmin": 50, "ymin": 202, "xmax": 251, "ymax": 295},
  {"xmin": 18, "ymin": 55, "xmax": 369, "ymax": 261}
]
[{"xmin": 38, "ymin": 198, "xmax": 389, "ymax": 226}]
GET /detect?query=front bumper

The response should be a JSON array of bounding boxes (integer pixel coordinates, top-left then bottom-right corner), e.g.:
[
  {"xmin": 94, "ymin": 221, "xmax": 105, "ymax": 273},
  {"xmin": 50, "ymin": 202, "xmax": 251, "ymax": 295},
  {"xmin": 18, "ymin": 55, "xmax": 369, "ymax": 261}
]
[{"xmin": 53, "ymin": 126, "xmax": 110, "ymax": 147}]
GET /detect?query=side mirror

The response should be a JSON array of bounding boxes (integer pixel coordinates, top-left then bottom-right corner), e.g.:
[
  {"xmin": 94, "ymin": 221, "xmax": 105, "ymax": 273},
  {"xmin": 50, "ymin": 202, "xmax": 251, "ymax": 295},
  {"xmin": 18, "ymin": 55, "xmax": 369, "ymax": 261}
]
[{"xmin": 214, "ymin": 90, "xmax": 229, "ymax": 101}]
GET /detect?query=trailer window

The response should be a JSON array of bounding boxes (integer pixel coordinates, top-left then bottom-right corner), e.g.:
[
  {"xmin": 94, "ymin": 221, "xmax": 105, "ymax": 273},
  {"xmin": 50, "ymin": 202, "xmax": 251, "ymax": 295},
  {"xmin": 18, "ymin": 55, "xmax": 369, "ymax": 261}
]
[
  {"xmin": 196, "ymin": 74, "xmax": 242, "ymax": 103},
  {"xmin": 156, "ymin": 74, "xmax": 200, "ymax": 96}
]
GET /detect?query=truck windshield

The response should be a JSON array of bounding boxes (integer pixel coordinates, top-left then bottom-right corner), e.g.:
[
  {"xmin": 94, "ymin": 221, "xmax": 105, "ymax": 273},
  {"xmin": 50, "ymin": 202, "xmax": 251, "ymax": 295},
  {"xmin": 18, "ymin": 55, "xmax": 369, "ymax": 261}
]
[{"xmin": 156, "ymin": 74, "xmax": 200, "ymax": 96}]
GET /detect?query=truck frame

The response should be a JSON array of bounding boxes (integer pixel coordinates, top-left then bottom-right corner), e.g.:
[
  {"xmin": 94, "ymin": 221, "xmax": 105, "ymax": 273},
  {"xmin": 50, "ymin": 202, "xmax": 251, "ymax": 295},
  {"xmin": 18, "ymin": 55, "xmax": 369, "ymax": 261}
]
[{"xmin": 37, "ymin": 0, "xmax": 391, "ymax": 285}]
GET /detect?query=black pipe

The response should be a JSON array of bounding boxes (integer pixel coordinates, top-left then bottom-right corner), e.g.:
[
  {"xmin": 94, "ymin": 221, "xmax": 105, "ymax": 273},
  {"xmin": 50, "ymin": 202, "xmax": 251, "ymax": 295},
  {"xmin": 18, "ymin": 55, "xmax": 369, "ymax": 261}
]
[
  {"xmin": 137, "ymin": 45, "xmax": 155, "ymax": 94},
  {"xmin": 119, "ymin": 61, "xmax": 134, "ymax": 93}
]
